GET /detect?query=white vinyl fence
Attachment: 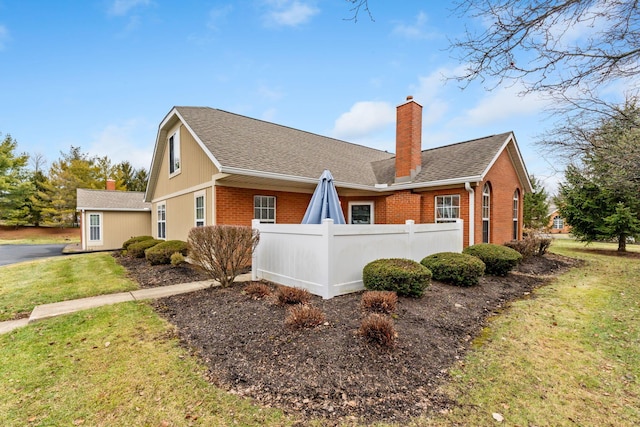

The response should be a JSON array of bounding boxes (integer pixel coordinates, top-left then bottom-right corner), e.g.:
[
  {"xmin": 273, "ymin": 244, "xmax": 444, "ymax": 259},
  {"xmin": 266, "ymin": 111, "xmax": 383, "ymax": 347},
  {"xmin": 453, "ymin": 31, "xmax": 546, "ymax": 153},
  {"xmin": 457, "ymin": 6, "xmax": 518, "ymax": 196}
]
[{"xmin": 251, "ymin": 219, "xmax": 463, "ymax": 299}]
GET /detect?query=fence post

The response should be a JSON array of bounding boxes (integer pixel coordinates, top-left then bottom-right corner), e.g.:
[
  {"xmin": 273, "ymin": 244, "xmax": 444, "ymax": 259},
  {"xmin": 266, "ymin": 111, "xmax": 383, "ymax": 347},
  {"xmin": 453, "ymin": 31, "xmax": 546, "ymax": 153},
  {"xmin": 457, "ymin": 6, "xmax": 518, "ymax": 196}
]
[
  {"xmin": 322, "ymin": 218, "xmax": 334, "ymax": 299},
  {"xmin": 405, "ymin": 219, "xmax": 415, "ymax": 260},
  {"xmin": 251, "ymin": 219, "xmax": 260, "ymax": 281}
]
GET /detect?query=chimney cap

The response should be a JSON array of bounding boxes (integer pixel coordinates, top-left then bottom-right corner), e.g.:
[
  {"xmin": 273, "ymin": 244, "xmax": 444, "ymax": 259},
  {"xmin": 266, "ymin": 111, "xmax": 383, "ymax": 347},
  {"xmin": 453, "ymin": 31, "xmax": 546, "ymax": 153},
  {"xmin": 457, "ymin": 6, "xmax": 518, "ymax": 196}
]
[{"xmin": 406, "ymin": 95, "xmax": 413, "ymax": 101}]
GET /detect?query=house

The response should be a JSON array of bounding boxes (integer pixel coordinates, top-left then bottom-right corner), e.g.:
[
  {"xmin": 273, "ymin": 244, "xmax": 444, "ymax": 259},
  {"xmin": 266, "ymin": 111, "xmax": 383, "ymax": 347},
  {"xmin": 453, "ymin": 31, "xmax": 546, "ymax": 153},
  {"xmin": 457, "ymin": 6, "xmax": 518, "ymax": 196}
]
[
  {"xmin": 76, "ymin": 180, "xmax": 151, "ymax": 251},
  {"xmin": 140, "ymin": 96, "xmax": 532, "ymax": 247},
  {"xmin": 548, "ymin": 206, "xmax": 571, "ymax": 234}
]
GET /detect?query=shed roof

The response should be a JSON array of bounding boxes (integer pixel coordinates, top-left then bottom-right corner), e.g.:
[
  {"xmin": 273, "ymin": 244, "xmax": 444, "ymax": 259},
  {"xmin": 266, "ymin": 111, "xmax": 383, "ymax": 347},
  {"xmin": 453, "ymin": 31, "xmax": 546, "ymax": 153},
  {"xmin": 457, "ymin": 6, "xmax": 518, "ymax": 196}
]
[{"xmin": 77, "ymin": 189, "xmax": 150, "ymax": 211}]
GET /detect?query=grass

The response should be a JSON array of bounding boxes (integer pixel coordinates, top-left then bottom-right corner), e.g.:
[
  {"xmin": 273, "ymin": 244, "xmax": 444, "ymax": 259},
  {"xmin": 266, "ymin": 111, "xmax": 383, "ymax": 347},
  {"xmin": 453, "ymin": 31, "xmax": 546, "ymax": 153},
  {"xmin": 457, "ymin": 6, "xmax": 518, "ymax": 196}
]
[
  {"xmin": 0, "ymin": 236, "xmax": 80, "ymax": 244},
  {"xmin": 410, "ymin": 238, "xmax": 640, "ymax": 426},
  {"xmin": 0, "ymin": 253, "xmax": 138, "ymax": 321},
  {"xmin": 0, "ymin": 302, "xmax": 289, "ymax": 426}
]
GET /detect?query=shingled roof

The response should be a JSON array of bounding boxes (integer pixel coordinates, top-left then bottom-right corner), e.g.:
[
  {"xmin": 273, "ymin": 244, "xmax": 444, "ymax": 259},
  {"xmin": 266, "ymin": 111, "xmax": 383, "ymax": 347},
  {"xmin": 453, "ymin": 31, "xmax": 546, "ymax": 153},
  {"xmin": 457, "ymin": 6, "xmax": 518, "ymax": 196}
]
[{"xmin": 77, "ymin": 189, "xmax": 150, "ymax": 211}]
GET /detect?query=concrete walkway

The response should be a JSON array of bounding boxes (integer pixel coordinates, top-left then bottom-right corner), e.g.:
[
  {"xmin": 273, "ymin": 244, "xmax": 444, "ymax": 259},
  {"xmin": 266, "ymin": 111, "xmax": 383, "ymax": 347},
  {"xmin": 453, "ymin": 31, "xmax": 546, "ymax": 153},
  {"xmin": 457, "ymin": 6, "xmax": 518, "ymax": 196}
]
[{"xmin": 0, "ymin": 273, "xmax": 252, "ymax": 335}]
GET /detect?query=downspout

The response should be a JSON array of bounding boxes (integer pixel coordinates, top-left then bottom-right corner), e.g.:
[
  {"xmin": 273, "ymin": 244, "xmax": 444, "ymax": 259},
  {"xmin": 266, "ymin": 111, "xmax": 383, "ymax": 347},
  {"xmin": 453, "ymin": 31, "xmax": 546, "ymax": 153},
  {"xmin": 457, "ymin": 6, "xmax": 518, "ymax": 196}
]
[{"xmin": 465, "ymin": 182, "xmax": 475, "ymax": 246}]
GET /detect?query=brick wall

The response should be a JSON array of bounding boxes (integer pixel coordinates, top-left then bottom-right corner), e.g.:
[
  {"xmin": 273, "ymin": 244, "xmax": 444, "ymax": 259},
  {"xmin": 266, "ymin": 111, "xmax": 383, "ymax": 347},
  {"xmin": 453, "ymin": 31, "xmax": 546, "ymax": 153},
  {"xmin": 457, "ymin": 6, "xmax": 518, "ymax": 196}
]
[
  {"xmin": 385, "ymin": 190, "xmax": 422, "ymax": 224},
  {"xmin": 419, "ymin": 187, "xmax": 471, "ymax": 245}
]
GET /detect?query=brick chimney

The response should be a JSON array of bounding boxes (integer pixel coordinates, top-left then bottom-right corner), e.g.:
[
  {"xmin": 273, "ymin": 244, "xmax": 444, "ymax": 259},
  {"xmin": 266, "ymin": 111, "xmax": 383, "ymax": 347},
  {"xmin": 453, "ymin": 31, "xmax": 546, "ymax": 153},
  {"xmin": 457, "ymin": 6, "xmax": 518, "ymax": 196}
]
[
  {"xmin": 106, "ymin": 179, "xmax": 116, "ymax": 191},
  {"xmin": 395, "ymin": 95, "xmax": 422, "ymax": 183}
]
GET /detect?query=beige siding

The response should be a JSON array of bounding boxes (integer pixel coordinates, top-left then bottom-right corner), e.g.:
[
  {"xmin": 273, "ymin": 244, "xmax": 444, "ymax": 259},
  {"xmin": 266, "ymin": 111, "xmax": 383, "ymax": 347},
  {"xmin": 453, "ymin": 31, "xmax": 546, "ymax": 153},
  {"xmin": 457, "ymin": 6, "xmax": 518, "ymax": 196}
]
[
  {"xmin": 153, "ymin": 123, "xmax": 219, "ymax": 199},
  {"xmin": 84, "ymin": 210, "xmax": 151, "ymax": 251},
  {"xmin": 152, "ymin": 187, "xmax": 214, "ymax": 242}
]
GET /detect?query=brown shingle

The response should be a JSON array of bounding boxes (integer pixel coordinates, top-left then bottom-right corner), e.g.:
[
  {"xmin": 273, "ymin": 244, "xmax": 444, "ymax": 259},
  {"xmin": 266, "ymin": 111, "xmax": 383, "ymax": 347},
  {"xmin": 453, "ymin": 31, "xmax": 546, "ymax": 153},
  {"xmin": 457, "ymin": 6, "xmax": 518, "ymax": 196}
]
[{"xmin": 77, "ymin": 189, "xmax": 150, "ymax": 211}]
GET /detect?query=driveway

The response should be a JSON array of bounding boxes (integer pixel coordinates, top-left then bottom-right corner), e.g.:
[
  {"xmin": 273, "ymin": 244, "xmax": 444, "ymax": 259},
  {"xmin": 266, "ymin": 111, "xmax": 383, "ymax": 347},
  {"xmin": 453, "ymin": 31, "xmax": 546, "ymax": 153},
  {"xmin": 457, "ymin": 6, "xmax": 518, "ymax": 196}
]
[{"xmin": 0, "ymin": 244, "xmax": 67, "ymax": 267}]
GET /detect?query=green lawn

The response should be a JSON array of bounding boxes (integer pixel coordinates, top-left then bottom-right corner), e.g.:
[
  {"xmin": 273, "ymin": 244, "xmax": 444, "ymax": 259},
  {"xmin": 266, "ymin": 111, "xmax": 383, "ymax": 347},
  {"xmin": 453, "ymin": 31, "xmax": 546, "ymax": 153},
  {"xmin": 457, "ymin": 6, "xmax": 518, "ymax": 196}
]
[
  {"xmin": 0, "ymin": 253, "xmax": 138, "ymax": 321},
  {"xmin": 1, "ymin": 239, "xmax": 639, "ymax": 426}
]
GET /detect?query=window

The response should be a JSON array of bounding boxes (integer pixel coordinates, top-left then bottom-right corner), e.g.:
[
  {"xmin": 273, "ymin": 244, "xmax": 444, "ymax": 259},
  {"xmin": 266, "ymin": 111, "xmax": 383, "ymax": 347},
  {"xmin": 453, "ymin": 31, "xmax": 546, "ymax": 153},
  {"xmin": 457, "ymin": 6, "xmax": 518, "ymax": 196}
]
[
  {"xmin": 435, "ymin": 195, "xmax": 460, "ymax": 222},
  {"xmin": 254, "ymin": 196, "xmax": 275, "ymax": 223},
  {"xmin": 513, "ymin": 190, "xmax": 519, "ymax": 240},
  {"xmin": 553, "ymin": 215, "xmax": 564, "ymax": 229},
  {"xmin": 482, "ymin": 183, "xmax": 491, "ymax": 243},
  {"xmin": 157, "ymin": 203, "xmax": 166, "ymax": 239},
  {"xmin": 348, "ymin": 202, "xmax": 374, "ymax": 224},
  {"xmin": 169, "ymin": 131, "xmax": 181, "ymax": 175},
  {"xmin": 88, "ymin": 213, "xmax": 101, "ymax": 242},
  {"xmin": 195, "ymin": 193, "xmax": 205, "ymax": 227}
]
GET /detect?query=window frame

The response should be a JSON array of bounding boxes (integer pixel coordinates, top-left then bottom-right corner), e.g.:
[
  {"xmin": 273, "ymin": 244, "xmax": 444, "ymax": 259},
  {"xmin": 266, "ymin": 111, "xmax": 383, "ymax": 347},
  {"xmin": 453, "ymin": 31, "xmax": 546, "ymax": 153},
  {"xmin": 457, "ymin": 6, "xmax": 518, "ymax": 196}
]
[
  {"xmin": 168, "ymin": 131, "xmax": 181, "ymax": 176},
  {"xmin": 435, "ymin": 195, "xmax": 461, "ymax": 223},
  {"xmin": 157, "ymin": 203, "xmax": 166, "ymax": 239},
  {"xmin": 482, "ymin": 183, "xmax": 491, "ymax": 243},
  {"xmin": 553, "ymin": 215, "xmax": 564, "ymax": 229},
  {"xmin": 254, "ymin": 195, "xmax": 276, "ymax": 224},
  {"xmin": 512, "ymin": 189, "xmax": 519, "ymax": 240},
  {"xmin": 348, "ymin": 201, "xmax": 375, "ymax": 224},
  {"xmin": 88, "ymin": 212, "xmax": 102, "ymax": 245},
  {"xmin": 195, "ymin": 191, "xmax": 205, "ymax": 227}
]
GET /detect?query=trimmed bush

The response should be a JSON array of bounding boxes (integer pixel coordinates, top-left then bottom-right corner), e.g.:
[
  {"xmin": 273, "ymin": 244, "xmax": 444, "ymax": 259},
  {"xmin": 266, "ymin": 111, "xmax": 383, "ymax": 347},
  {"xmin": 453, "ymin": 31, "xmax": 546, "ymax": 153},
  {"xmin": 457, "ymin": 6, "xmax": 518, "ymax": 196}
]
[
  {"xmin": 244, "ymin": 282, "xmax": 272, "ymax": 299},
  {"xmin": 358, "ymin": 313, "xmax": 397, "ymax": 347},
  {"xmin": 145, "ymin": 240, "xmax": 188, "ymax": 265},
  {"xmin": 285, "ymin": 304, "xmax": 325, "ymax": 329},
  {"xmin": 361, "ymin": 291, "xmax": 398, "ymax": 314},
  {"xmin": 275, "ymin": 286, "xmax": 311, "ymax": 306},
  {"xmin": 122, "ymin": 235, "xmax": 154, "ymax": 250},
  {"xmin": 462, "ymin": 244, "xmax": 522, "ymax": 276},
  {"xmin": 170, "ymin": 252, "xmax": 186, "ymax": 266},
  {"xmin": 362, "ymin": 258, "xmax": 432, "ymax": 298},
  {"xmin": 421, "ymin": 252, "xmax": 486, "ymax": 286},
  {"xmin": 127, "ymin": 239, "xmax": 162, "ymax": 258}
]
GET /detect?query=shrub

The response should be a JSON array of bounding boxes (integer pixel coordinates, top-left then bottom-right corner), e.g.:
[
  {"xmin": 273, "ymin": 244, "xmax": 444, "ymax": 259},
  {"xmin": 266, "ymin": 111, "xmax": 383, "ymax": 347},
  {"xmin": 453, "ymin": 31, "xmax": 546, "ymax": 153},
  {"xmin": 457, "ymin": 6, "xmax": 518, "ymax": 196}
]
[
  {"xmin": 505, "ymin": 234, "xmax": 553, "ymax": 259},
  {"xmin": 188, "ymin": 225, "xmax": 259, "ymax": 287},
  {"xmin": 145, "ymin": 240, "xmax": 188, "ymax": 265},
  {"xmin": 244, "ymin": 282, "xmax": 272, "ymax": 299},
  {"xmin": 275, "ymin": 286, "xmax": 311, "ymax": 306},
  {"xmin": 421, "ymin": 252, "xmax": 486, "ymax": 286},
  {"xmin": 537, "ymin": 237, "xmax": 552, "ymax": 256},
  {"xmin": 285, "ymin": 304, "xmax": 325, "ymax": 329},
  {"xmin": 170, "ymin": 252, "xmax": 186, "ymax": 266},
  {"xmin": 360, "ymin": 291, "xmax": 398, "ymax": 314},
  {"xmin": 358, "ymin": 313, "xmax": 397, "ymax": 347},
  {"xmin": 127, "ymin": 239, "xmax": 162, "ymax": 258},
  {"xmin": 122, "ymin": 235, "xmax": 154, "ymax": 250},
  {"xmin": 362, "ymin": 258, "xmax": 432, "ymax": 298},
  {"xmin": 462, "ymin": 244, "xmax": 522, "ymax": 276}
]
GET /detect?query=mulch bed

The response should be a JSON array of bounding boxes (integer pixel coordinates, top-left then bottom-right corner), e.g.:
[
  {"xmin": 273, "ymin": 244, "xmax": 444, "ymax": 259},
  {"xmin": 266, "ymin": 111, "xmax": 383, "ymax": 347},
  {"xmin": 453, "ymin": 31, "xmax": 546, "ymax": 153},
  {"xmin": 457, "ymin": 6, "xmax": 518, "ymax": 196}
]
[{"xmin": 116, "ymin": 252, "xmax": 579, "ymax": 425}]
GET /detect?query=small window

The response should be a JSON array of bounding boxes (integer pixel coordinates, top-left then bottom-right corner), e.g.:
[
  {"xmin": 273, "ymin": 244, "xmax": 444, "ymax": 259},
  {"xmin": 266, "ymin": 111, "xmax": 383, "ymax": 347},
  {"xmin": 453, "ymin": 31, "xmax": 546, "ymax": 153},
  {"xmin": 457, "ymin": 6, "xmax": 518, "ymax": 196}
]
[
  {"xmin": 482, "ymin": 183, "xmax": 491, "ymax": 243},
  {"xmin": 195, "ymin": 193, "xmax": 205, "ymax": 227},
  {"xmin": 348, "ymin": 202, "xmax": 374, "ymax": 224},
  {"xmin": 553, "ymin": 215, "xmax": 564, "ymax": 229},
  {"xmin": 435, "ymin": 195, "xmax": 460, "ymax": 222},
  {"xmin": 513, "ymin": 190, "xmax": 519, "ymax": 240},
  {"xmin": 157, "ymin": 203, "xmax": 166, "ymax": 239},
  {"xmin": 254, "ymin": 196, "xmax": 275, "ymax": 223},
  {"xmin": 89, "ymin": 213, "xmax": 101, "ymax": 242},
  {"xmin": 169, "ymin": 131, "xmax": 181, "ymax": 175}
]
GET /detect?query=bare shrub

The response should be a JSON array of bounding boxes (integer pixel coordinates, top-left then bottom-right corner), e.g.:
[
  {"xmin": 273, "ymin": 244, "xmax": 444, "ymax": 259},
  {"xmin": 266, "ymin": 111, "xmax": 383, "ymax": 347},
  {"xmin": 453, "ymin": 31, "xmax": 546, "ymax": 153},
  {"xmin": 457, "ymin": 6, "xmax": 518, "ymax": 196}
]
[
  {"xmin": 358, "ymin": 313, "xmax": 397, "ymax": 347},
  {"xmin": 187, "ymin": 225, "xmax": 259, "ymax": 287},
  {"xmin": 244, "ymin": 282, "xmax": 272, "ymax": 299},
  {"xmin": 285, "ymin": 304, "xmax": 325, "ymax": 329},
  {"xmin": 360, "ymin": 291, "xmax": 398, "ymax": 314},
  {"xmin": 275, "ymin": 286, "xmax": 311, "ymax": 306}
]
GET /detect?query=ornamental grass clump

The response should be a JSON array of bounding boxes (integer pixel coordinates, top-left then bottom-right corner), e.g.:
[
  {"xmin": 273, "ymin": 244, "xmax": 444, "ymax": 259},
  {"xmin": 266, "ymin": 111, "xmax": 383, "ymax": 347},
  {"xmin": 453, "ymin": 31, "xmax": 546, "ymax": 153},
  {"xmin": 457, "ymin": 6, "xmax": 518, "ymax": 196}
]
[
  {"xmin": 362, "ymin": 258, "xmax": 432, "ymax": 298},
  {"xmin": 360, "ymin": 291, "xmax": 398, "ymax": 314},
  {"xmin": 463, "ymin": 243, "xmax": 522, "ymax": 276},
  {"xmin": 505, "ymin": 233, "xmax": 552, "ymax": 258},
  {"xmin": 275, "ymin": 285, "xmax": 311, "ymax": 306},
  {"xmin": 358, "ymin": 313, "xmax": 397, "ymax": 347},
  {"xmin": 285, "ymin": 304, "xmax": 325, "ymax": 329},
  {"xmin": 244, "ymin": 282, "xmax": 272, "ymax": 299},
  {"xmin": 420, "ymin": 252, "xmax": 485, "ymax": 287},
  {"xmin": 170, "ymin": 252, "xmax": 186, "ymax": 266},
  {"xmin": 127, "ymin": 239, "xmax": 162, "ymax": 258},
  {"xmin": 145, "ymin": 240, "xmax": 188, "ymax": 265}
]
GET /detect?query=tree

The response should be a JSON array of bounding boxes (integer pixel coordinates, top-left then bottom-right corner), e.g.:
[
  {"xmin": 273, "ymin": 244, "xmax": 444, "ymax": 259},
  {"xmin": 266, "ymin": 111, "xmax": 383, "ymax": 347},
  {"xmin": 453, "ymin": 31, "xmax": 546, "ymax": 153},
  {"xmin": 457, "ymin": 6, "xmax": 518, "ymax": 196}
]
[
  {"xmin": 523, "ymin": 175, "xmax": 550, "ymax": 230},
  {"xmin": 450, "ymin": 0, "xmax": 640, "ymax": 98},
  {"xmin": 0, "ymin": 133, "xmax": 33, "ymax": 226},
  {"xmin": 114, "ymin": 161, "xmax": 148, "ymax": 192}
]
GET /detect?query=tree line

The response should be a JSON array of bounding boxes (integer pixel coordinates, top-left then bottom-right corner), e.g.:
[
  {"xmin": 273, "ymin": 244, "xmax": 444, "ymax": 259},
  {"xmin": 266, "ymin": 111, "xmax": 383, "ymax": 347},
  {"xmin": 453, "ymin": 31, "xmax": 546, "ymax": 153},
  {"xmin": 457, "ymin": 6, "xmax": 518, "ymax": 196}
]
[{"xmin": 0, "ymin": 134, "xmax": 148, "ymax": 227}]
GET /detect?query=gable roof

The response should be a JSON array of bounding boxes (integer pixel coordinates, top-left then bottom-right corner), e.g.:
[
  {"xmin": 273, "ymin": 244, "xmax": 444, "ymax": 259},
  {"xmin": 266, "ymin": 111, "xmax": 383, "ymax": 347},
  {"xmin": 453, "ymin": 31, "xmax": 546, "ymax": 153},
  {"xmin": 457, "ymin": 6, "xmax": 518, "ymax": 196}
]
[
  {"xmin": 77, "ymin": 189, "xmax": 150, "ymax": 211},
  {"xmin": 146, "ymin": 106, "xmax": 532, "ymax": 199}
]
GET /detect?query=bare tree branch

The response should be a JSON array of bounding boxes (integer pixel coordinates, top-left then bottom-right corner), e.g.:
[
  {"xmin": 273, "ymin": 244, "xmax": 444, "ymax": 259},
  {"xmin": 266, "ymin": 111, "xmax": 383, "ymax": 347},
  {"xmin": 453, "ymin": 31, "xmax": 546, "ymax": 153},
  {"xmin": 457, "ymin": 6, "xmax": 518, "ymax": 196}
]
[{"xmin": 345, "ymin": 0, "xmax": 374, "ymax": 22}]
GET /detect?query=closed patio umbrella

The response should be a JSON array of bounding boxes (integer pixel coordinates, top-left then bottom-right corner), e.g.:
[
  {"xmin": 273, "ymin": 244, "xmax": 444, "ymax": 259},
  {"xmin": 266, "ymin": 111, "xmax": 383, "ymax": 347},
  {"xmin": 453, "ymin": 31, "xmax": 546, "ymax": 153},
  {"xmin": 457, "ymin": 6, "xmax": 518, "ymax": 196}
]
[{"xmin": 301, "ymin": 169, "xmax": 346, "ymax": 224}]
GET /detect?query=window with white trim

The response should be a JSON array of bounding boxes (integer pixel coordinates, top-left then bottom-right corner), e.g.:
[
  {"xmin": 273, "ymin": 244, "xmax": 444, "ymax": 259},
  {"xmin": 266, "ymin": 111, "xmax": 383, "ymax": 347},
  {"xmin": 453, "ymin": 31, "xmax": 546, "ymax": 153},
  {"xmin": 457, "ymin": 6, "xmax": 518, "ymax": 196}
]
[
  {"xmin": 195, "ymin": 193, "xmax": 205, "ymax": 227},
  {"xmin": 435, "ymin": 195, "xmax": 460, "ymax": 222},
  {"xmin": 89, "ymin": 213, "xmax": 101, "ymax": 242},
  {"xmin": 348, "ymin": 201, "xmax": 374, "ymax": 224},
  {"xmin": 482, "ymin": 183, "xmax": 491, "ymax": 243},
  {"xmin": 169, "ymin": 131, "xmax": 181, "ymax": 175},
  {"xmin": 513, "ymin": 189, "xmax": 519, "ymax": 240},
  {"xmin": 157, "ymin": 203, "xmax": 166, "ymax": 239},
  {"xmin": 254, "ymin": 196, "xmax": 275, "ymax": 223},
  {"xmin": 553, "ymin": 215, "xmax": 564, "ymax": 229}
]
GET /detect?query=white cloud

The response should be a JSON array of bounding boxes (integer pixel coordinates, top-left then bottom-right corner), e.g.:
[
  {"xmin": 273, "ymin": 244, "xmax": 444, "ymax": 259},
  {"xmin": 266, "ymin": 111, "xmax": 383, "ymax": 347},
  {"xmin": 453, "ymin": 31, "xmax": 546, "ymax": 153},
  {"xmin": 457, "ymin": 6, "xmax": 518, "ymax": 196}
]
[
  {"xmin": 458, "ymin": 85, "xmax": 550, "ymax": 126},
  {"xmin": 0, "ymin": 25, "xmax": 9, "ymax": 50},
  {"xmin": 392, "ymin": 11, "xmax": 439, "ymax": 40},
  {"xmin": 263, "ymin": 0, "xmax": 319, "ymax": 27},
  {"xmin": 207, "ymin": 5, "xmax": 233, "ymax": 31},
  {"xmin": 108, "ymin": 0, "xmax": 151, "ymax": 16},
  {"xmin": 332, "ymin": 101, "xmax": 395, "ymax": 140},
  {"xmin": 88, "ymin": 119, "xmax": 154, "ymax": 170}
]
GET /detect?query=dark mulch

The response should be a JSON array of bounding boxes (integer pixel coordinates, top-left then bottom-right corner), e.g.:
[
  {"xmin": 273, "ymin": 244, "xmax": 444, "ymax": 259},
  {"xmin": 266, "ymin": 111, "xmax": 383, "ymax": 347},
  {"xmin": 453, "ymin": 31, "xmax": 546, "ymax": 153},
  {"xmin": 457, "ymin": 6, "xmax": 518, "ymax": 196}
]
[{"xmin": 116, "ymin": 252, "xmax": 579, "ymax": 425}]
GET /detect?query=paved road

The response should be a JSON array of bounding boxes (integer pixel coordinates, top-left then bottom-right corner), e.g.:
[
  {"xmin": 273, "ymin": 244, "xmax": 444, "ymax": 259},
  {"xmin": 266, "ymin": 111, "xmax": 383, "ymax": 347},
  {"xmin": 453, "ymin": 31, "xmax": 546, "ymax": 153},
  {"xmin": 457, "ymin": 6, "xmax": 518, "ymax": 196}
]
[{"xmin": 0, "ymin": 244, "xmax": 67, "ymax": 267}]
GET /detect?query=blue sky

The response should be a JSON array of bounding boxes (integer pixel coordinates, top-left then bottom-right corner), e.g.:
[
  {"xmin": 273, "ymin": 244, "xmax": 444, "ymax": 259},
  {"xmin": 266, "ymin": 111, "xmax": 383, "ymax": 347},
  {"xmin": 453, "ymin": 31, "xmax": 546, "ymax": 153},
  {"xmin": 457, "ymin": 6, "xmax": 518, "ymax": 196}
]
[{"xmin": 1, "ymin": 1, "xmax": 563, "ymax": 191}]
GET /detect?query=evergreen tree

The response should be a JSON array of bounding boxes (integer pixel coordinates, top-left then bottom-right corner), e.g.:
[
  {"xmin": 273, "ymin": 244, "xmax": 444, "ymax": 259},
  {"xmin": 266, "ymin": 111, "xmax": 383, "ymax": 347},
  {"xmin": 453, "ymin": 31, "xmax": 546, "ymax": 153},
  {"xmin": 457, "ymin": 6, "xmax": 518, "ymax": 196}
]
[
  {"xmin": 0, "ymin": 133, "xmax": 32, "ymax": 226},
  {"xmin": 523, "ymin": 175, "xmax": 550, "ymax": 230}
]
